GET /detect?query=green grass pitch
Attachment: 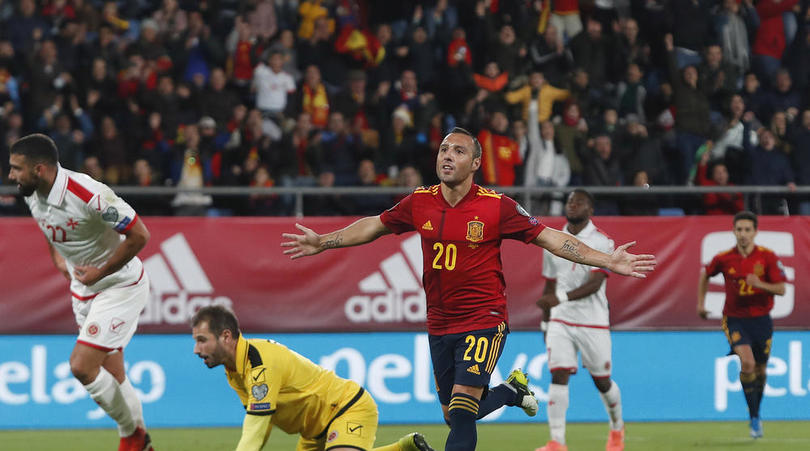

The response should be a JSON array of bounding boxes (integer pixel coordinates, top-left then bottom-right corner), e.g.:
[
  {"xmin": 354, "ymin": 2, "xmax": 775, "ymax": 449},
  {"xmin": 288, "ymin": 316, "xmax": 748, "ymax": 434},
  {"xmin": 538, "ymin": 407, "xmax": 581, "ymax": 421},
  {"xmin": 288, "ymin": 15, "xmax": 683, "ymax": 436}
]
[{"xmin": 2, "ymin": 422, "xmax": 809, "ymax": 450}]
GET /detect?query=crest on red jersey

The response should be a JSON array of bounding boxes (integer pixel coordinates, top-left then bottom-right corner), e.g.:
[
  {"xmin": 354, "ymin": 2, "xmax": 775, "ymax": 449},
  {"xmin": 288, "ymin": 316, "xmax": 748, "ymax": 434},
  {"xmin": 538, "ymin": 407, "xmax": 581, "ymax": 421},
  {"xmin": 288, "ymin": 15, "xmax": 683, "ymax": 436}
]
[
  {"xmin": 466, "ymin": 220, "xmax": 484, "ymax": 242},
  {"xmin": 753, "ymin": 263, "xmax": 765, "ymax": 277}
]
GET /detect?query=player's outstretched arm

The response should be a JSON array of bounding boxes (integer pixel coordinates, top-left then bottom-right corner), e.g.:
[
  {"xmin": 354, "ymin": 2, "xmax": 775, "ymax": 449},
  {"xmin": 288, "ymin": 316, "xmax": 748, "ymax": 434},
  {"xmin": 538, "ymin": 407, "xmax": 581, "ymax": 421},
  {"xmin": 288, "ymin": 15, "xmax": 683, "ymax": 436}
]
[
  {"xmin": 281, "ymin": 215, "xmax": 391, "ymax": 260},
  {"xmin": 533, "ymin": 227, "xmax": 656, "ymax": 278},
  {"xmin": 73, "ymin": 219, "xmax": 150, "ymax": 286}
]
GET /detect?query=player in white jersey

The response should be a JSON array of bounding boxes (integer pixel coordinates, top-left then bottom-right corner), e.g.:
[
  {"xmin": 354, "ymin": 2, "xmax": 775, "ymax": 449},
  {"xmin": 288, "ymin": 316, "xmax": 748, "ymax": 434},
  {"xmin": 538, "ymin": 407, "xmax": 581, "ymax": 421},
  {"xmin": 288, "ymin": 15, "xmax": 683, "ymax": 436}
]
[
  {"xmin": 535, "ymin": 190, "xmax": 624, "ymax": 451},
  {"xmin": 8, "ymin": 134, "xmax": 154, "ymax": 451}
]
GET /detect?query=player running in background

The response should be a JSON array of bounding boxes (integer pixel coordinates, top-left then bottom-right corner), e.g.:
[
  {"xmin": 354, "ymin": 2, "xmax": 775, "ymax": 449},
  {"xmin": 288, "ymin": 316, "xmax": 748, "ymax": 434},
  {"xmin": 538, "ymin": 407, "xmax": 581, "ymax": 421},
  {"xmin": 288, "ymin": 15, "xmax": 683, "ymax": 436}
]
[
  {"xmin": 191, "ymin": 305, "xmax": 436, "ymax": 451},
  {"xmin": 8, "ymin": 134, "xmax": 153, "ymax": 451},
  {"xmin": 698, "ymin": 211, "xmax": 787, "ymax": 439},
  {"xmin": 282, "ymin": 128, "xmax": 656, "ymax": 451},
  {"xmin": 535, "ymin": 189, "xmax": 625, "ymax": 451}
]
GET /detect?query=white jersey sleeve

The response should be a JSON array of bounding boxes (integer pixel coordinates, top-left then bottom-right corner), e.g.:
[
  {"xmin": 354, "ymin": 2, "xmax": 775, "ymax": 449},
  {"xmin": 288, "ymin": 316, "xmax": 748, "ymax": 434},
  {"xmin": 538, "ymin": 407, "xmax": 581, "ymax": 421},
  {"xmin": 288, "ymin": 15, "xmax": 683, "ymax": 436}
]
[
  {"xmin": 541, "ymin": 248, "xmax": 556, "ymax": 280},
  {"xmin": 93, "ymin": 186, "xmax": 138, "ymax": 234}
]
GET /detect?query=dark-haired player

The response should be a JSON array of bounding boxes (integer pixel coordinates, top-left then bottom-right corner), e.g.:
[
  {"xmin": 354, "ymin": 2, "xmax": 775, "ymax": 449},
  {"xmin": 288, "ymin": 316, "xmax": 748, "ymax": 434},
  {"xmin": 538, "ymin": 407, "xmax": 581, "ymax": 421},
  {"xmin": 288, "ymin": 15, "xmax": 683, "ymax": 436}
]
[
  {"xmin": 282, "ymin": 127, "xmax": 656, "ymax": 451},
  {"xmin": 8, "ymin": 133, "xmax": 153, "ymax": 450},
  {"xmin": 698, "ymin": 211, "xmax": 787, "ymax": 438}
]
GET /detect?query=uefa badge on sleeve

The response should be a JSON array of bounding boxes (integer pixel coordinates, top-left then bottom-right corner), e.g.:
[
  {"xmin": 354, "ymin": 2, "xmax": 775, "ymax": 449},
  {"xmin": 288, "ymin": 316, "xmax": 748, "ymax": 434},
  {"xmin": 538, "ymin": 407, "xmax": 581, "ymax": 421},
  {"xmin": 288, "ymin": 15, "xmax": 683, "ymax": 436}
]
[{"xmin": 251, "ymin": 383, "xmax": 268, "ymax": 401}]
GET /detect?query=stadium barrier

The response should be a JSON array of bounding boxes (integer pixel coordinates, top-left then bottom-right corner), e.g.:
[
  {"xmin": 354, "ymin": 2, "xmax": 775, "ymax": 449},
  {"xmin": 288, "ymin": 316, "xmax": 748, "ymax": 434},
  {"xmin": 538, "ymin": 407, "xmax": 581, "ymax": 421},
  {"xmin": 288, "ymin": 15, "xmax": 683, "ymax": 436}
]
[
  {"xmin": 1, "ymin": 331, "xmax": 809, "ymax": 429},
  {"xmin": 0, "ymin": 216, "xmax": 807, "ymax": 333}
]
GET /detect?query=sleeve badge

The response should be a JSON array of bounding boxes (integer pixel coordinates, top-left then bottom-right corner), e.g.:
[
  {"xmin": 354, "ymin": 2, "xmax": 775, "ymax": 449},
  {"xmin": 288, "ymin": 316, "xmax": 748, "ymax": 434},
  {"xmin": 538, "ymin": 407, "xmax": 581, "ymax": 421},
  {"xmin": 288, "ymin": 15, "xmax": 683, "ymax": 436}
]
[{"xmin": 251, "ymin": 383, "xmax": 268, "ymax": 401}]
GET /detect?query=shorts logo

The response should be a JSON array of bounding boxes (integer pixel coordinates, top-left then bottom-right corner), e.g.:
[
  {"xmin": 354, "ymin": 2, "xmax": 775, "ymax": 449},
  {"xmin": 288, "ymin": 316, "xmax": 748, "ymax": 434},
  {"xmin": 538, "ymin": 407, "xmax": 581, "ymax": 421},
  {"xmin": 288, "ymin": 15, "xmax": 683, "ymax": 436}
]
[
  {"xmin": 466, "ymin": 220, "xmax": 484, "ymax": 242},
  {"xmin": 467, "ymin": 364, "xmax": 481, "ymax": 375},
  {"xmin": 251, "ymin": 383, "xmax": 268, "ymax": 401},
  {"xmin": 327, "ymin": 431, "xmax": 338, "ymax": 442},
  {"xmin": 347, "ymin": 423, "xmax": 363, "ymax": 436},
  {"xmin": 109, "ymin": 318, "xmax": 125, "ymax": 334},
  {"xmin": 605, "ymin": 361, "xmax": 611, "ymax": 371},
  {"xmin": 86, "ymin": 322, "xmax": 100, "ymax": 337},
  {"xmin": 731, "ymin": 331, "xmax": 742, "ymax": 343}
]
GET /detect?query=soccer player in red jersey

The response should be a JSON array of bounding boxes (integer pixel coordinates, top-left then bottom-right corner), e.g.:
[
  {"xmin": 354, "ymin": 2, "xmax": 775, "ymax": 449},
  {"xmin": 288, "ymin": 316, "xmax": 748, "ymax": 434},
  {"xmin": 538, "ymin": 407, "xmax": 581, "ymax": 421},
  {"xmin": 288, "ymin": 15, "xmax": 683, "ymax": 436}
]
[
  {"xmin": 282, "ymin": 127, "xmax": 656, "ymax": 451},
  {"xmin": 698, "ymin": 211, "xmax": 787, "ymax": 439}
]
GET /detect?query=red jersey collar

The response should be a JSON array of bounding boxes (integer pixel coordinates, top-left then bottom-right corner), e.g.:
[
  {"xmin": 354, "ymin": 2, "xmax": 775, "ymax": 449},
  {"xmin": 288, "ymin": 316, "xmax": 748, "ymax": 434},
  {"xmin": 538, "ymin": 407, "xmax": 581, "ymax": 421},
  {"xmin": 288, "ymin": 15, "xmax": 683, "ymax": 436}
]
[{"xmin": 438, "ymin": 183, "xmax": 479, "ymax": 209}]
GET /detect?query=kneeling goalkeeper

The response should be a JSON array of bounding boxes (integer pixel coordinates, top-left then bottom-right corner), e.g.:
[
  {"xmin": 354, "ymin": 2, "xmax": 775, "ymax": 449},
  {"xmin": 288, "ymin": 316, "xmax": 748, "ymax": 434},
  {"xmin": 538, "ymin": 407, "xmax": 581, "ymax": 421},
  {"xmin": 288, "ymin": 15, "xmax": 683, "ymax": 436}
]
[{"xmin": 191, "ymin": 305, "xmax": 434, "ymax": 451}]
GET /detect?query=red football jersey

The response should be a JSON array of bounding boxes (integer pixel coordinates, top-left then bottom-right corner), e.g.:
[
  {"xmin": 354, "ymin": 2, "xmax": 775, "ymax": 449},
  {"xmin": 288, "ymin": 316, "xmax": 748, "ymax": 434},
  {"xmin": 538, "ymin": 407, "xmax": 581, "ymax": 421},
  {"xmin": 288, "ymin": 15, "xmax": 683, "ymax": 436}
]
[
  {"xmin": 380, "ymin": 184, "xmax": 546, "ymax": 335},
  {"xmin": 705, "ymin": 245, "xmax": 787, "ymax": 318}
]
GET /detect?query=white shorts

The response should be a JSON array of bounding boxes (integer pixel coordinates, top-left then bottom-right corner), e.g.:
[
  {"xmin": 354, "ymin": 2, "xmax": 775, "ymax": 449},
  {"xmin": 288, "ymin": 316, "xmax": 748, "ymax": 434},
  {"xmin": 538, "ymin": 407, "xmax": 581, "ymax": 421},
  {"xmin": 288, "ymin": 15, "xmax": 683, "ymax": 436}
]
[
  {"xmin": 73, "ymin": 272, "xmax": 150, "ymax": 353},
  {"xmin": 545, "ymin": 320, "xmax": 612, "ymax": 378}
]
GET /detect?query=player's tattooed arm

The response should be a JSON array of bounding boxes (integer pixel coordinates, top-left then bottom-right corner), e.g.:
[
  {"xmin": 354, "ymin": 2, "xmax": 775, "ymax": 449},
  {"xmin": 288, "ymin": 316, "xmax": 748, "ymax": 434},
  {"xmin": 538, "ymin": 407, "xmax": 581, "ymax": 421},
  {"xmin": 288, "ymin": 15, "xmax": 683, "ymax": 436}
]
[
  {"xmin": 559, "ymin": 239, "xmax": 584, "ymax": 262},
  {"xmin": 320, "ymin": 232, "xmax": 344, "ymax": 250}
]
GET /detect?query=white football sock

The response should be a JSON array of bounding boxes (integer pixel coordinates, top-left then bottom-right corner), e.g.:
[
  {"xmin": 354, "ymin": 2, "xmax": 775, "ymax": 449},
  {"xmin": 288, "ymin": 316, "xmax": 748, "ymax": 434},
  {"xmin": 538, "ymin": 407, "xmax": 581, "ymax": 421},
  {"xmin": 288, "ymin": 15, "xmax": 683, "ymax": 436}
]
[
  {"xmin": 599, "ymin": 380, "xmax": 624, "ymax": 430},
  {"xmin": 84, "ymin": 367, "xmax": 137, "ymax": 437},
  {"xmin": 119, "ymin": 377, "xmax": 145, "ymax": 431},
  {"xmin": 548, "ymin": 383, "xmax": 569, "ymax": 445}
]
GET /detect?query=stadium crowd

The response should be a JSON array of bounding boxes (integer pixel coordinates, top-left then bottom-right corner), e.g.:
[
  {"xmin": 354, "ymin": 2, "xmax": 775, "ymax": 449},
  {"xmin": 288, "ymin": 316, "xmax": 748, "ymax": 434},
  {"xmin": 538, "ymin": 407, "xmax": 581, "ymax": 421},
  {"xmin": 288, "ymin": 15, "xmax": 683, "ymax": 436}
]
[{"xmin": 0, "ymin": 0, "xmax": 808, "ymax": 216}]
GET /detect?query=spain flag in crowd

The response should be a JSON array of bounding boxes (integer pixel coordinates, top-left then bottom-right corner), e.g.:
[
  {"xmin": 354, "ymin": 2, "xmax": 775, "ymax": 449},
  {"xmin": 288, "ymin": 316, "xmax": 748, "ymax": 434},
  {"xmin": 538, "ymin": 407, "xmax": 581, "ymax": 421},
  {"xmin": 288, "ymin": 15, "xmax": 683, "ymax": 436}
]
[{"xmin": 335, "ymin": 25, "xmax": 385, "ymax": 68}]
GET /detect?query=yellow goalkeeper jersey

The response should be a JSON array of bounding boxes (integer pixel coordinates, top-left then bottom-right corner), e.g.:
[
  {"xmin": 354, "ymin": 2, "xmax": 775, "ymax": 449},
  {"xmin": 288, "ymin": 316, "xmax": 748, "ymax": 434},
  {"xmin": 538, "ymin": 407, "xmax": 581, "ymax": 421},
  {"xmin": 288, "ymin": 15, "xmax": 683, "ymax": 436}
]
[{"xmin": 226, "ymin": 335, "xmax": 366, "ymax": 449}]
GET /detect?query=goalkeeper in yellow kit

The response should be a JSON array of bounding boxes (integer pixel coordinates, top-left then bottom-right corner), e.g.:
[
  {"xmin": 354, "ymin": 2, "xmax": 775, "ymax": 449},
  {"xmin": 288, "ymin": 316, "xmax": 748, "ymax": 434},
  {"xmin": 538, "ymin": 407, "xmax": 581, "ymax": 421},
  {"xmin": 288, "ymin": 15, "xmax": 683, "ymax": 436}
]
[{"xmin": 191, "ymin": 305, "xmax": 434, "ymax": 451}]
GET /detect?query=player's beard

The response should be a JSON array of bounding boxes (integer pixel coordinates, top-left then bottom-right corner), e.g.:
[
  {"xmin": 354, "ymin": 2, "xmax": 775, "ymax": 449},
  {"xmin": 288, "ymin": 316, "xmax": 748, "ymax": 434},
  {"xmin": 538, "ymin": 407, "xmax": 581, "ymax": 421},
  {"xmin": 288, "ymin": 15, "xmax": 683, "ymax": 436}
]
[
  {"xmin": 16, "ymin": 176, "xmax": 38, "ymax": 196},
  {"xmin": 566, "ymin": 213, "xmax": 587, "ymax": 225}
]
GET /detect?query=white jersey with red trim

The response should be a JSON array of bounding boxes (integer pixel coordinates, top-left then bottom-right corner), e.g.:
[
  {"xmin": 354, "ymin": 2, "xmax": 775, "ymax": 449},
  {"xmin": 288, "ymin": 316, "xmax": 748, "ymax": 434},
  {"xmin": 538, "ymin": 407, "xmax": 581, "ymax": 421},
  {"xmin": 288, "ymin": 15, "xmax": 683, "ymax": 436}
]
[
  {"xmin": 23, "ymin": 166, "xmax": 143, "ymax": 299},
  {"xmin": 542, "ymin": 220, "xmax": 613, "ymax": 328}
]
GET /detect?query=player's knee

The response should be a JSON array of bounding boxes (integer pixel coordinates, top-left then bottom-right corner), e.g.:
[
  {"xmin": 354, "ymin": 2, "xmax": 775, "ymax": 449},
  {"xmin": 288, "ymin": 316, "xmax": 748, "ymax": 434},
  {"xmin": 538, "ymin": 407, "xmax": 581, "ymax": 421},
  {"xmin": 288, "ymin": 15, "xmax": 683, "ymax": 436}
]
[
  {"xmin": 69, "ymin": 357, "xmax": 97, "ymax": 385},
  {"xmin": 593, "ymin": 377, "xmax": 612, "ymax": 393},
  {"xmin": 739, "ymin": 359, "xmax": 756, "ymax": 374},
  {"xmin": 550, "ymin": 370, "xmax": 570, "ymax": 385}
]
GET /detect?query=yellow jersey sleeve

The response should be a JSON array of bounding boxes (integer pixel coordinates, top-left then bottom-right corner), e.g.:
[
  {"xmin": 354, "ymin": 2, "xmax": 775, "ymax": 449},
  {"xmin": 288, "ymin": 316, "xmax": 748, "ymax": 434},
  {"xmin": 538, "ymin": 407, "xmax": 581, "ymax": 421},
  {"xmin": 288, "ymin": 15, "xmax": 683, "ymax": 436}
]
[
  {"xmin": 235, "ymin": 413, "xmax": 274, "ymax": 451},
  {"xmin": 243, "ymin": 343, "xmax": 281, "ymax": 416}
]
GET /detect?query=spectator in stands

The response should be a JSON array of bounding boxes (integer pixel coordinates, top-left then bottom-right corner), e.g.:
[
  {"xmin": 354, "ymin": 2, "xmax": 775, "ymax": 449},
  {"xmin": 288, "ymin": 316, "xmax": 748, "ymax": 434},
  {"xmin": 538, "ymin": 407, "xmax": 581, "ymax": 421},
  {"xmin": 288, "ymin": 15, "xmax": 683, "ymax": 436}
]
[
  {"xmin": 171, "ymin": 124, "xmax": 213, "ymax": 216},
  {"xmin": 478, "ymin": 110, "xmax": 521, "ymax": 186},
  {"xmin": 740, "ymin": 71, "xmax": 768, "ymax": 121},
  {"xmin": 615, "ymin": 18, "xmax": 651, "ymax": 75},
  {"xmin": 93, "ymin": 116, "xmax": 129, "ymax": 184},
  {"xmin": 487, "ymin": 24, "xmax": 527, "ymax": 82},
  {"xmin": 528, "ymin": 24, "xmax": 573, "ymax": 88},
  {"xmin": 790, "ymin": 109, "xmax": 810, "ymax": 213},
  {"xmin": 752, "ymin": 0, "xmax": 799, "ymax": 84},
  {"xmin": 473, "ymin": 61, "xmax": 509, "ymax": 113},
  {"xmin": 763, "ymin": 69, "xmax": 801, "ymax": 123},
  {"xmin": 81, "ymin": 154, "xmax": 105, "ymax": 182},
  {"xmin": 380, "ymin": 106, "xmax": 420, "ymax": 177},
  {"xmin": 351, "ymin": 158, "xmax": 392, "ymax": 216},
  {"xmin": 699, "ymin": 44, "xmax": 740, "ymax": 114},
  {"xmin": 506, "ymin": 71, "xmax": 570, "ymax": 125},
  {"xmin": 616, "ymin": 63, "xmax": 646, "ymax": 123},
  {"xmin": 311, "ymin": 111, "xmax": 359, "ymax": 186},
  {"xmin": 200, "ymin": 68, "xmax": 241, "ymax": 132},
  {"xmin": 524, "ymin": 120, "xmax": 570, "ymax": 215},
  {"xmin": 298, "ymin": 16, "xmax": 346, "ymax": 90},
  {"xmin": 47, "ymin": 110, "xmax": 88, "ymax": 171},
  {"xmin": 695, "ymin": 150, "xmax": 745, "ymax": 215},
  {"xmin": 665, "ymin": 33, "xmax": 711, "ymax": 184},
  {"xmin": 406, "ymin": 26, "xmax": 438, "ymax": 93},
  {"xmin": 710, "ymin": 94, "xmax": 760, "ymax": 183},
  {"xmin": 582, "ymin": 134, "xmax": 622, "ymax": 213},
  {"xmin": 769, "ymin": 110, "xmax": 792, "ymax": 155},
  {"xmin": 295, "ymin": 65, "xmax": 331, "ymax": 130},
  {"xmin": 554, "ymin": 100, "xmax": 588, "ymax": 185},
  {"xmin": 713, "ymin": 0, "xmax": 758, "ymax": 77},
  {"xmin": 252, "ymin": 50, "xmax": 296, "ymax": 124},
  {"xmin": 569, "ymin": 17, "xmax": 616, "ymax": 88},
  {"xmin": 748, "ymin": 129, "xmax": 796, "ymax": 214},
  {"xmin": 617, "ymin": 117, "xmax": 669, "ymax": 186},
  {"xmin": 547, "ymin": 0, "xmax": 582, "ymax": 43},
  {"xmin": 7, "ymin": 0, "xmax": 49, "ymax": 56}
]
